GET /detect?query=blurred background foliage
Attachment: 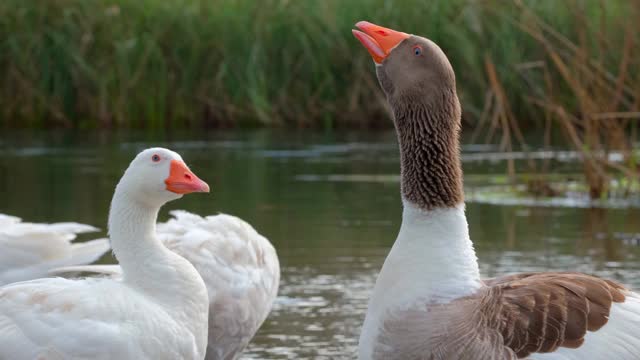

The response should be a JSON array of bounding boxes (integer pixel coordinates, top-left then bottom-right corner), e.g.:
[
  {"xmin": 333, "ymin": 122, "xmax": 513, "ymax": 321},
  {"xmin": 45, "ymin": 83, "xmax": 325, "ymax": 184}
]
[{"xmin": 0, "ymin": 0, "xmax": 637, "ymax": 130}]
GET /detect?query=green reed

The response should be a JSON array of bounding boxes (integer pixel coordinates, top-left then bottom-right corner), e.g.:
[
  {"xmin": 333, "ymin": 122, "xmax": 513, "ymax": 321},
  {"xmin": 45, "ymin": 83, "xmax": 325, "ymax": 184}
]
[{"xmin": 0, "ymin": 0, "xmax": 637, "ymax": 132}]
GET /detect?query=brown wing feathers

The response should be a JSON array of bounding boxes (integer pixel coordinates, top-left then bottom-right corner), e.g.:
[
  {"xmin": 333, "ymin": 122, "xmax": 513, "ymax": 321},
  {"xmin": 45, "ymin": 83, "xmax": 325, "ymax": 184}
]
[{"xmin": 486, "ymin": 272, "xmax": 627, "ymax": 358}]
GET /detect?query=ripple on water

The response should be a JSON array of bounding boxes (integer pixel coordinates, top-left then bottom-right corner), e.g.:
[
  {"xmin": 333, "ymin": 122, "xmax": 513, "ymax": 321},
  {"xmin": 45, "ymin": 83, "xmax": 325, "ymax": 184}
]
[
  {"xmin": 3, "ymin": 133, "xmax": 639, "ymax": 359},
  {"xmin": 244, "ymin": 259, "xmax": 377, "ymax": 359}
]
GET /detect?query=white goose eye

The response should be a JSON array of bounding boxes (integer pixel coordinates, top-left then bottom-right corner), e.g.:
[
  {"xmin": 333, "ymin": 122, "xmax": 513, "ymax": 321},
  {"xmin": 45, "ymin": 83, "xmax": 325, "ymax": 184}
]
[
  {"xmin": 413, "ymin": 45, "xmax": 422, "ymax": 56},
  {"xmin": 151, "ymin": 154, "xmax": 161, "ymax": 163}
]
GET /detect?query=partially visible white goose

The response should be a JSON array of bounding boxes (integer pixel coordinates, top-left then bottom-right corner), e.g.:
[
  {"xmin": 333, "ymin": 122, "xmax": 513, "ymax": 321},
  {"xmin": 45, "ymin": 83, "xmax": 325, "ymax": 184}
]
[
  {"xmin": 0, "ymin": 213, "xmax": 109, "ymax": 286},
  {"xmin": 53, "ymin": 210, "xmax": 280, "ymax": 360},
  {"xmin": 0, "ymin": 148, "xmax": 211, "ymax": 359},
  {"xmin": 353, "ymin": 21, "xmax": 640, "ymax": 359}
]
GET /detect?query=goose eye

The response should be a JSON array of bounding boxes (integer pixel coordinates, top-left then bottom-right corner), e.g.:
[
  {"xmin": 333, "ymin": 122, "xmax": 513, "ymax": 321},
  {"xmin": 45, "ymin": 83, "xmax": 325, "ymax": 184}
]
[
  {"xmin": 151, "ymin": 154, "xmax": 161, "ymax": 162},
  {"xmin": 413, "ymin": 45, "xmax": 422, "ymax": 56}
]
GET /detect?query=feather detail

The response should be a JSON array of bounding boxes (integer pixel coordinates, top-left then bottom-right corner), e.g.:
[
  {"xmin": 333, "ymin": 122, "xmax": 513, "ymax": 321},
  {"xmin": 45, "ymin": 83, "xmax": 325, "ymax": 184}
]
[{"xmin": 0, "ymin": 214, "xmax": 108, "ymax": 286}]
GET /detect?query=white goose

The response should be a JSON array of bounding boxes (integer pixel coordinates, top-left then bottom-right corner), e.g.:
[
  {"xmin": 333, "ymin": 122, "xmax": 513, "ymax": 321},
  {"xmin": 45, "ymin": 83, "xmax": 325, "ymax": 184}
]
[
  {"xmin": 0, "ymin": 148, "xmax": 211, "ymax": 359},
  {"xmin": 353, "ymin": 21, "xmax": 640, "ymax": 359},
  {"xmin": 53, "ymin": 210, "xmax": 280, "ymax": 360},
  {"xmin": 0, "ymin": 213, "xmax": 109, "ymax": 286}
]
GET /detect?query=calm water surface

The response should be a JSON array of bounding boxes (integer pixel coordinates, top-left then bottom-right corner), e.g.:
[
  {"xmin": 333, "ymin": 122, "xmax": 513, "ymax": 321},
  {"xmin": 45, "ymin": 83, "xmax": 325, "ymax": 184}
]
[{"xmin": 1, "ymin": 130, "xmax": 639, "ymax": 359}]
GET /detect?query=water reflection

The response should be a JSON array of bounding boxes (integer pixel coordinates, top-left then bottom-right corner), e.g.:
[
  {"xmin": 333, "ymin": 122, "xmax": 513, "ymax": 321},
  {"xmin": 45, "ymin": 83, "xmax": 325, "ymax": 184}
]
[{"xmin": 0, "ymin": 130, "xmax": 639, "ymax": 359}]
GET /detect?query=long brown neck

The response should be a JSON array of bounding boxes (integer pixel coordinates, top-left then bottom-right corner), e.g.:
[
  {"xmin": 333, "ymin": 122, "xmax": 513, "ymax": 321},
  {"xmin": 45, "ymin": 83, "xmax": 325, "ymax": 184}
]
[{"xmin": 390, "ymin": 89, "xmax": 464, "ymax": 211}]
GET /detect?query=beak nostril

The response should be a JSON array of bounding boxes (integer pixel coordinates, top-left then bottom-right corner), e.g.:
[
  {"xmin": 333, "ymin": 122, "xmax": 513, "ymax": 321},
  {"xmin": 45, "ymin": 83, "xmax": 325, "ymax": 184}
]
[{"xmin": 184, "ymin": 173, "xmax": 192, "ymax": 180}]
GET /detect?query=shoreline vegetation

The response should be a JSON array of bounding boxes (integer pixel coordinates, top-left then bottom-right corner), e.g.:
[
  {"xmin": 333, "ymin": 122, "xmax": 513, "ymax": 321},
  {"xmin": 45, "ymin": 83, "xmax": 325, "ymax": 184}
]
[
  {"xmin": 0, "ymin": 0, "xmax": 636, "ymax": 129},
  {"xmin": 1, "ymin": 0, "xmax": 638, "ymax": 199}
]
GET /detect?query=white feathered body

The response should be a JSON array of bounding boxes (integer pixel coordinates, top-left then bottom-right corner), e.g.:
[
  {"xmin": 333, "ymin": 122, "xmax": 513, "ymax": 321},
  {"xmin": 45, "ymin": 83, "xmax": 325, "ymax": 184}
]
[
  {"xmin": 359, "ymin": 203, "xmax": 640, "ymax": 360},
  {"xmin": 158, "ymin": 211, "xmax": 280, "ymax": 360},
  {"xmin": 0, "ymin": 214, "xmax": 109, "ymax": 286},
  {"xmin": 0, "ymin": 275, "xmax": 205, "ymax": 360},
  {"xmin": 50, "ymin": 211, "xmax": 280, "ymax": 360}
]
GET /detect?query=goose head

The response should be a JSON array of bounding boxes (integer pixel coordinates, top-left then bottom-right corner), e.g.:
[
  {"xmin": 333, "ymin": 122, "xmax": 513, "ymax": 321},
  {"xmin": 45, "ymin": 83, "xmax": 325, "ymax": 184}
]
[
  {"xmin": 116, "ymin": 148, "xmax": 209, "ymax": 208},
  {"xmin": 352, "ymin": 21, "xmax": 456, "ymax": 109},
  {"xmin": 353, "ymin": 21, "xmax": 464, "ymax": 210}
]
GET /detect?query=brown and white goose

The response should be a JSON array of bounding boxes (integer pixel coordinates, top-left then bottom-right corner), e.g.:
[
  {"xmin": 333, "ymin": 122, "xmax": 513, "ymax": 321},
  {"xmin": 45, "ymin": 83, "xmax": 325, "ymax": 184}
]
[{"xmin": 352, "ymin": 21, "xmax": 640, "ymax": 360}]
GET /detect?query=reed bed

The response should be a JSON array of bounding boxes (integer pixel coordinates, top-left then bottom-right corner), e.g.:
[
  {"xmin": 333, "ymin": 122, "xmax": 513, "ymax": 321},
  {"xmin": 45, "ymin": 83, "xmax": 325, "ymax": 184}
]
[
  {"xmin": 472, "ymin": 0, "xmax": 640, "ymax": 199},
  {"xmin": 0, "ymin": 0, "xmax": 636, "ymax": 131}
]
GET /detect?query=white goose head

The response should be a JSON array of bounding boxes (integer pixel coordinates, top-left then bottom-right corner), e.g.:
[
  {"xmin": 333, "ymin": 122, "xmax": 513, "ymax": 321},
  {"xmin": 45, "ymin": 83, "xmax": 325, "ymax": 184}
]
[{"xmin": 115, "ymin": 148, "xmax": 210, "ymax": 208}]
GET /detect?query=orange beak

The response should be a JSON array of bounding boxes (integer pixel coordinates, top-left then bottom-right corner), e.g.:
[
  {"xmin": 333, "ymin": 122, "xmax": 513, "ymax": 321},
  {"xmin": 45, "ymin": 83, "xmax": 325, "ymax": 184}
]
[
  {"xmin": 352, "ymin": 21, "xmax": 410, "ymax": 64},
  {"xmin": 165, "ymin": 160, "xmax": 210, "ymax": 194}
]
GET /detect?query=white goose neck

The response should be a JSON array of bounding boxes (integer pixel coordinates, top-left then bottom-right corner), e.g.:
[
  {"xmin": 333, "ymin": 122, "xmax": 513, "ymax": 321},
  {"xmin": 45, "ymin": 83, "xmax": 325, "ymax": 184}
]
[
  {"xmin": 108, "ymin": 189, "xmax": 163, "ymax": 284},
  {"xmin": 371, "ymin": 200, "xmax": 482, "ymax": 308},
  {"xmin": 107, "ymin": 187, "xmax": 206, "ymax": 302},
  {"xmin": 359, "ymin": 201, "xmax": 482, "ymax": 358},
  {"xmin": 107, "ymin": 185, "xmax": 208, "ymax": 355}
]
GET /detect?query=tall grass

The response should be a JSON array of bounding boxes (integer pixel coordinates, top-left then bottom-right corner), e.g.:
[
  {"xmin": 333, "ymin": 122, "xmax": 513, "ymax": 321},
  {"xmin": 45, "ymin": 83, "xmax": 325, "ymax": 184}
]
[
  {"xmin": 0, "ymin": 0, "xmax": 638, "ymax": 134},
  {"xmin": 471, "ymin": 1, "xmax": 640, "ymax": 199}
]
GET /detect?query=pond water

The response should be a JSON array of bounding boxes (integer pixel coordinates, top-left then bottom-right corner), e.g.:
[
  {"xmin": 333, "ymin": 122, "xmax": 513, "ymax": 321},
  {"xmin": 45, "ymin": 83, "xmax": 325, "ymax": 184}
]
[{"xmin": 1, "ymin": 130, "xmax": 639, "ymax": 359}]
